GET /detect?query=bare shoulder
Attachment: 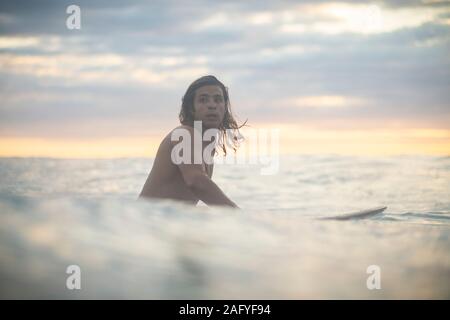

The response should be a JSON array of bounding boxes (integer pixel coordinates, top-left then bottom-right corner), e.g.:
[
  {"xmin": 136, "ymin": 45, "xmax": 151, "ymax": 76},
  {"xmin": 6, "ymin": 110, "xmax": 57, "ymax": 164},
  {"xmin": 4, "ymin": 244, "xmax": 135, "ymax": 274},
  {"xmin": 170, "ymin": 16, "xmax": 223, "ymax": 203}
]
[
  {"xmin": 152, "ymin": 129, "xmax": 183, "ymax": 170},
  {"xmin": 151, "ymin": 126, "xmax": 187, "ymax": 159},
  {"xmin": 167, "ymin": 125, "xmax": 195, "ymax": 145}
]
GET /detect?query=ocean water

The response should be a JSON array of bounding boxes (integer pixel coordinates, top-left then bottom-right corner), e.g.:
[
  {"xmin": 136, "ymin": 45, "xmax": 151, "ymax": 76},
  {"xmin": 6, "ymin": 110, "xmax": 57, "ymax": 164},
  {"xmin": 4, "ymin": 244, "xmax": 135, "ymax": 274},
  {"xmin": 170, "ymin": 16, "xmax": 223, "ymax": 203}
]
[{"xmin": 0, "ymin": 155, "xmax": 449, "ymax": 299}]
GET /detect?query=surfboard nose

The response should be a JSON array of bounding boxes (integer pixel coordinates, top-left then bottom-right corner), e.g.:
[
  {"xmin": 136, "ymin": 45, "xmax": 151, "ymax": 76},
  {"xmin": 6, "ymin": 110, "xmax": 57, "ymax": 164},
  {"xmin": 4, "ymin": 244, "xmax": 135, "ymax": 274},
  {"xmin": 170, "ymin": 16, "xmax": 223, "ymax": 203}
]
[{"xmin": 320, "ymin": 206, "xmax": 387, "ymax": 221}]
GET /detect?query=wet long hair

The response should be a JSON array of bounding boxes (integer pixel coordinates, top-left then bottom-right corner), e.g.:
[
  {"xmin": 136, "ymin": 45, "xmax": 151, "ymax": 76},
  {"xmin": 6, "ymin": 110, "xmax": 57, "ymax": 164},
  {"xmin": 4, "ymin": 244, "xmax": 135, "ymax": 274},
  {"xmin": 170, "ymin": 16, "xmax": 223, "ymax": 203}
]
[{"xmin": 179, "ymin": 75, "xmax": 246, "ymax": 156}]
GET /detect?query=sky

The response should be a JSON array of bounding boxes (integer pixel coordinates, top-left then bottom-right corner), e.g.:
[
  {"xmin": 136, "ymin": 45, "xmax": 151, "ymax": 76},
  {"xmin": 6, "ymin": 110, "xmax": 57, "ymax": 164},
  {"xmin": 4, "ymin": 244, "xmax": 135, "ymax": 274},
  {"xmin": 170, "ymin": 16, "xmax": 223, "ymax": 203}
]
[{"xmin": 0, "ymin": 0, "xmax": 449, "ymax": 157}]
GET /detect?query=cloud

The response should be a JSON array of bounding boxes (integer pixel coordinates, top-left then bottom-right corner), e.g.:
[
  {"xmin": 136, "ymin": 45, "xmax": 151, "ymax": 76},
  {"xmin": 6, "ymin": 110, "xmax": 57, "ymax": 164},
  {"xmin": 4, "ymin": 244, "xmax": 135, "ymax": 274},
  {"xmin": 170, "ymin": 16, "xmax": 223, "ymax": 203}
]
[
  {"xmin": 0, "ymin": 51, "xmax": 209, "ymax": 87},
  {"xmin": 276, "ymin": 3, "xmax": 444, "ymax": 35},
  {"xmin": 0, "ymin": 0, "xmax": 449, "ymax": 144},
  {"xmin": 283, "ymin": 95, "xmax": 366, "ymax": 109}
]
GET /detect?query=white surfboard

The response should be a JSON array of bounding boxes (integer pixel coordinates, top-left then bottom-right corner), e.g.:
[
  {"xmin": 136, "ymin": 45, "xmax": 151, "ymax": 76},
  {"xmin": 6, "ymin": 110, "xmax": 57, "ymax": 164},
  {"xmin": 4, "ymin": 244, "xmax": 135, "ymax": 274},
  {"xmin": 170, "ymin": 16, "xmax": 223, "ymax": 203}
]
[{"xmin": 319, "ymin": 206, "xmax": 387, "ymax": 221}]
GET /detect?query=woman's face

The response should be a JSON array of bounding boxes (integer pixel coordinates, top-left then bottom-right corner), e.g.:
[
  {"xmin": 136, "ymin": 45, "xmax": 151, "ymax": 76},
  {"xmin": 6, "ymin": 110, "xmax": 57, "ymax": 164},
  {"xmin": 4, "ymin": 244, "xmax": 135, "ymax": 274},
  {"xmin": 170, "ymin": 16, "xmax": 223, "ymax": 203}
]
[{"xmin": 193, "ymin": 85, "xmax": 226, "ymax": 129}]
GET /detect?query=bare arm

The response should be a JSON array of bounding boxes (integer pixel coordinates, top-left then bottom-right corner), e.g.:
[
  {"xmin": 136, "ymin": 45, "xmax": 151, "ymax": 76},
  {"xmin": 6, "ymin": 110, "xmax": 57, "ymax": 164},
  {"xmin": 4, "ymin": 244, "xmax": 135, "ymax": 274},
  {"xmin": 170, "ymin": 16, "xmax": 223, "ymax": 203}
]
[
  {"xmin": 181, "ymin": 166, "xmax": 238, "ymax": 208},
  {"xmin": 171, "ymin": 126, "xmax": 239, "ymax": 208}
]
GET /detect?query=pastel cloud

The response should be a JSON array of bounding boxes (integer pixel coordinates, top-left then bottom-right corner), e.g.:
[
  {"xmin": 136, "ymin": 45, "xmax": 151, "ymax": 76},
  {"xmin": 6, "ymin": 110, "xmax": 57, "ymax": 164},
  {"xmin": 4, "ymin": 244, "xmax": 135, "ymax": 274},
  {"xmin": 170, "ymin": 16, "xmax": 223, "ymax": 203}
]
[{"xmin": 0, "ymin": 0, "xmax": 449, "ymax": 156}]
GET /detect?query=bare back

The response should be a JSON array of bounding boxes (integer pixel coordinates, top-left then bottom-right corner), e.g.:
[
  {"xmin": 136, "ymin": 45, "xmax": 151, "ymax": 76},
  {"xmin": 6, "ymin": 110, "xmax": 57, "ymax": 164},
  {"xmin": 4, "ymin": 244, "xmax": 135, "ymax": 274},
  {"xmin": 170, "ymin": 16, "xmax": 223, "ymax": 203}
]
[{"xmin": 139, "ymin": 127, "xmax": 213, "ymax": 204}]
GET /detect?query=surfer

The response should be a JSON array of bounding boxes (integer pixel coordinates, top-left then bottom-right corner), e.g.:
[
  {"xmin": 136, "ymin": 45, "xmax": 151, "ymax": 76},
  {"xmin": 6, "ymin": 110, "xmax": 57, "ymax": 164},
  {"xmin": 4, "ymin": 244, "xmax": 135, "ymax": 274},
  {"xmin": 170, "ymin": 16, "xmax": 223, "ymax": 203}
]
[{"xmin": 139, "ymin": 75, "xmax": 245, "ymax": 208}]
